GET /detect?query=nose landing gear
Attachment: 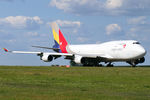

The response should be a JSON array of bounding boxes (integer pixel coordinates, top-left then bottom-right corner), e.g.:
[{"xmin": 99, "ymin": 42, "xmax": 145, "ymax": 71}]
[{"xmin": 127, "ymin": 57, "xmax": 145, "ymax": 67}]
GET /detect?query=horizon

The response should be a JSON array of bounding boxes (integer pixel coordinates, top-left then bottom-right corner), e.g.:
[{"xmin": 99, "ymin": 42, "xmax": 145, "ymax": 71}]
[{"xmin": 0, "ymin": 0, "xmax": 150, "ymax": 66}]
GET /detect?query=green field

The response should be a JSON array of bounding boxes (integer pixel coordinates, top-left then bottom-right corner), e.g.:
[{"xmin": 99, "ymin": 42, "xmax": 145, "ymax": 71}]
[{"xmin": 0, "ymin": 66, "xmax": 150, "ymax": 100}]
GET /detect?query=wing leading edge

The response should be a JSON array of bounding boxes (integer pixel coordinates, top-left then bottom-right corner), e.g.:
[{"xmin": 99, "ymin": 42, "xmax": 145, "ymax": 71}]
[{"xmin": 2, "ymin": 48, "xmax": 73, "ymax": 56}]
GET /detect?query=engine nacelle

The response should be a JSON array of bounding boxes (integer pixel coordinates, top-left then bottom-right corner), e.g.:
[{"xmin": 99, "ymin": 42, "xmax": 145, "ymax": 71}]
[
  {"xmin": 41, "ymin": 54, "xmax": 53, "ymax": 62},
  {"xmin": 138, "ymin": 57, "xmax": 145, "ymax": 63},
  {"xmin": 74, "ymin": 55, "xmax": 82, "ymax": 64},
  {"xmin": 134, "ymin": 57, "xmax": 145, "ymax": 64}
]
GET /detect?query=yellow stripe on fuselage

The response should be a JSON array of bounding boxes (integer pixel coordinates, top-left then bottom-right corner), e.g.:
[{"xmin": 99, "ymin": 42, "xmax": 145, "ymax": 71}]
[{"xmin": 52, "ymin": 29, "xmax": 59, "ymax": 44}]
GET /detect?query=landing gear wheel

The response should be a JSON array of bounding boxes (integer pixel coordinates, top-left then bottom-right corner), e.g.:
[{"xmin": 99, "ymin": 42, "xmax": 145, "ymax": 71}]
[
  {"xmin": 131, "ymin": 63, "xmax": 136, "ymax": 67},
  {"xmin": 107, "ymin": 63, "xmax": 114, "ymax": 67},
  {"xmin": 131, "ymin": 62, "xmax": 137, "ymax": 67}
]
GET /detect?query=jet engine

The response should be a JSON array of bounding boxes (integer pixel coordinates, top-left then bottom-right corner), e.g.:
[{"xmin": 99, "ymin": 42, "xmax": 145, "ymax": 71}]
[
  {"xmin": 73, "ymin": 55, "xmax": 99, "ymax": 66},
  {"xmin": 139, "ymin": 57, "xmax": 145, "ymax": 63},
  {"xmin": 135, "ymin": 57, "xmax": 145, "ymax": 64},
  {"xmin": 41, "ymin": 54, "xmax": 53, "ymax": 62},
  {"xmin": 74, "ymin": 55, "xmax": 82, "ymax": 64}
]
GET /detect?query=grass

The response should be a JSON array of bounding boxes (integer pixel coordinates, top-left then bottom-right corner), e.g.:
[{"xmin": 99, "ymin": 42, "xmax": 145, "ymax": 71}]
[{"xmin": 0, "ymin": 66, "xmax": 149, "ymax": 100}]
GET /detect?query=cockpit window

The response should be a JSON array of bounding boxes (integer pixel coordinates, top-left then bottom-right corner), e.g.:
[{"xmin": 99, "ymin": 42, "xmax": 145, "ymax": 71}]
[{"xmin": 133, "ymin": 42, "xmax": 140, "ymax": 44}]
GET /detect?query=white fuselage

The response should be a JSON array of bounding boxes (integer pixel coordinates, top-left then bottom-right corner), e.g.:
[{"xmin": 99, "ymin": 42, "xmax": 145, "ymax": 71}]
[{"xmin": 67, "ymin": 40, "xmax": 146, "ymax": 62}]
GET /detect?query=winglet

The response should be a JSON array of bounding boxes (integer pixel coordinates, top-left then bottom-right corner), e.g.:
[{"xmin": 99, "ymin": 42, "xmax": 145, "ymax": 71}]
[{"xmin": 3, "ymin": 48, "xmax": 9, "ymax": 52}]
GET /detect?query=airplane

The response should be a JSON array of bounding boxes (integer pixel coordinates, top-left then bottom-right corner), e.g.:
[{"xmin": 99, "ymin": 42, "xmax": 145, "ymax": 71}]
[{"xmin": 3, "ymin": 22, "xmax": 146, "ymax": 67}]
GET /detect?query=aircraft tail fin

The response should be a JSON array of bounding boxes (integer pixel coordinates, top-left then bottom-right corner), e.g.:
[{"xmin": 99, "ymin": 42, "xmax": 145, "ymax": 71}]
[{"xmin": 51, "ymin": 22, "xmax": 68, "ymax": 53}]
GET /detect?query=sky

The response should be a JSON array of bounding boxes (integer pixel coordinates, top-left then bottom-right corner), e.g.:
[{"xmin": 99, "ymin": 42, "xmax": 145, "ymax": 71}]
[{"xmin": 0, "ymin": 0, "xmax": 150, "ymax": 66}]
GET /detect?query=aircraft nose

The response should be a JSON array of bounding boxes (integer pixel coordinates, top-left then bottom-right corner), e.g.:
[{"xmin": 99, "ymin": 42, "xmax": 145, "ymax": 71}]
[{"xmin": 138, "ymin": 47, "xmax": 146, "ymax": 56}]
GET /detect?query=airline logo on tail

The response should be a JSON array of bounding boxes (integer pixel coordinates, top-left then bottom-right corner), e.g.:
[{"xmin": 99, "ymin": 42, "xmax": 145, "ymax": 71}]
[{"xmin": 51, "ymin": 22, "xmax": 68, "ymax": 53}]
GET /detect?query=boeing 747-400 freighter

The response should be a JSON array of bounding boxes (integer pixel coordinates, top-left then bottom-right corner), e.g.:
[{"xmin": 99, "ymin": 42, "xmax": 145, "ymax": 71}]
[{"xmin": 3, "ymin": 22, "xmax": 146, "ymax": 67}]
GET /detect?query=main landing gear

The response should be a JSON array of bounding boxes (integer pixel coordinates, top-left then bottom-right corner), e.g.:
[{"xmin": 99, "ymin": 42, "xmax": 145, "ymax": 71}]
[{"xmin": 106, "ymin": 62, "xmax": 114, "ymax": 67}]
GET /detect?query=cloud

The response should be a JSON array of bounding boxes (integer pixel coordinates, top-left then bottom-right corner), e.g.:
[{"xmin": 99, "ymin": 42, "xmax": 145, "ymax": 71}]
[
  {"xmin": 50, "ymin": 0, "xmax": 103, "ymax": 15},
  {"xmin": 0, "ymin": 16, "xmax": 43, "ymax": 30},
  {"xmin": 105, "ymin": 0, "xmax": 123, "ymax": 9},
  {"xmin": 127, "ymin": 16, "xmax": 150, "ymax": 34},
  {"xmin": 26, "ymin": 32, "xmax": 38, "ymax": 37},
  {"xmin": 50, "ymin": 0, "xmax": 150, "ymax": 16},
  {"xmin": 77, "ymin": 37, "xmax": 89, "ymax": 43},
  {"xmin": 55, "ymin": 20, "xmax": 81, "ymax": 28},
  {"xmin": 47, "ymin": 20, "xmax": 81, "ymax": 34},
  {"xmin": 127, "ymin": 16, "xmax": 147, "ymax": 25},
  {"xmin": 106, "ymin": 24, "xmax": 121, "ymax": 35},
  {"xmin": 127, "ymin": 16, "xmax": 150, "ymax": 35},
  {"xmin": 126, "ymin": 16, "xmax": 150, "ymax": 42},
  {"xmin": 47, "ymin": 20, "xmax": 81, "ymax": 28}
]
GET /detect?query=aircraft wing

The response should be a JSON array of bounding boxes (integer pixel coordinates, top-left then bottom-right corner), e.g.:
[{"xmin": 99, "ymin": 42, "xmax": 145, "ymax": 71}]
[
  {"xmin": 2, "ymin": 48, "xmax": 73, "ymax": 56},
  {"xmin": 3, "ymin": 48, "xmax": 114, "ymax": 58}
]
